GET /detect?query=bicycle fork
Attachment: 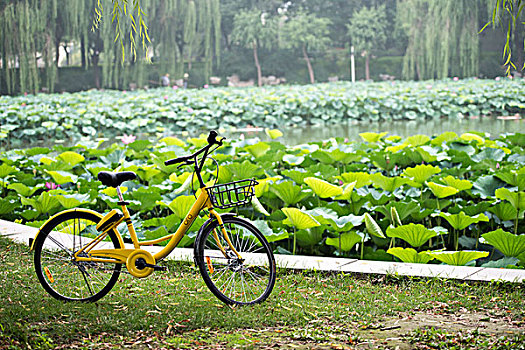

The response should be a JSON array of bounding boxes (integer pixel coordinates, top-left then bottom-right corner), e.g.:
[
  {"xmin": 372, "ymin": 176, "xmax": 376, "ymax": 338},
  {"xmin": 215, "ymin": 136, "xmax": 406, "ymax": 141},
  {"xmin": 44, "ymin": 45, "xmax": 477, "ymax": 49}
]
[{"xmin": 208, "ymin": 209, "xmax": 243, "ymax": 261}]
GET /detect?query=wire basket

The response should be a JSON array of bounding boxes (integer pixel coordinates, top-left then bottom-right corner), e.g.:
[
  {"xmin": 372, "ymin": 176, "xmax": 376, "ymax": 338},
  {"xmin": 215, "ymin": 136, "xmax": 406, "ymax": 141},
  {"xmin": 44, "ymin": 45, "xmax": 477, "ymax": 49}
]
[{"xmin": 207, "ymin": 179, "xmax": 258, "ymax": 209}]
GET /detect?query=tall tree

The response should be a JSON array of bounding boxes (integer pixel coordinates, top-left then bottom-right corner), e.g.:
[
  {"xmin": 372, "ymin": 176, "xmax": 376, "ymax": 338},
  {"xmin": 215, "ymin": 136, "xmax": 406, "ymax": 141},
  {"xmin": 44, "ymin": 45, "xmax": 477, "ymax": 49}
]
[
  {"xmin": 398, "ymin": 0, "xmax": 480, "ymax": 80},
  {"xmin": 281, "ymin": 9, "xmax": 331, "ymax": 84},
  {"xmin": 346, "ymin": 4, "xmax": 388, "ymax": 80},
  {"xmin": 230, "ymin": 9, "xmax": 277, "ymax": 86}
]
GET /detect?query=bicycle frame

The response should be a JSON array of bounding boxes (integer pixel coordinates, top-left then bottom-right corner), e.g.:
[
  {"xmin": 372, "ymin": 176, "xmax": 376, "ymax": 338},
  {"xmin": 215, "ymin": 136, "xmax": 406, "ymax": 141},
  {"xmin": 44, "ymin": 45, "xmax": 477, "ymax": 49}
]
[{"xmin": 71, "ymin": 185, "xmax": 242, "ymax": 267}]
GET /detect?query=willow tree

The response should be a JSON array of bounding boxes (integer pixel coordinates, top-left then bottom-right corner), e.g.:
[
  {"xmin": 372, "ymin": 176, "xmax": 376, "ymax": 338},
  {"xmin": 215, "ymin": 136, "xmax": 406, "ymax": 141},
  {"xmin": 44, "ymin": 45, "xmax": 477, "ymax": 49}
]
[
  {"xmin": 231, "ymin": 9, "xmax": 277, "ymax": 87},
  {"xmin": 0, "ymin": 0, "xmax": 61, "ymax": 94},
  {"xmin": 398, "ymin": 0, "xmax": 480, "ymax": 80},
  {"xmin": 100, "ymin": 0, "xmax": 221, "ymax": 89},
  {"xmin": 281, "ymin": 9, "xmax": 331, "ymax": 84}
]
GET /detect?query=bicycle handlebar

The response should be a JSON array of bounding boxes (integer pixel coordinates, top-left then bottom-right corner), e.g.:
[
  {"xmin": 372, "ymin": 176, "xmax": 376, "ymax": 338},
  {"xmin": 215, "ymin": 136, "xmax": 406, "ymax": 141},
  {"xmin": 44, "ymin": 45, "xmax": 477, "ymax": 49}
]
[{"xmin": 164, "ymin": 130, "xmax": 223, "ymax": 166}]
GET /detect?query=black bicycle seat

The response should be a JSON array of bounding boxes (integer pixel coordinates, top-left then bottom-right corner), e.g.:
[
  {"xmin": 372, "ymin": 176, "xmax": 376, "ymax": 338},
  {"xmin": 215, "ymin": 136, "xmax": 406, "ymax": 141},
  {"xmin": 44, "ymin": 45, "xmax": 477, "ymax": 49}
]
[{"xmin": 97, "ymin": 171, "xmax": 137, "ymax": 188}]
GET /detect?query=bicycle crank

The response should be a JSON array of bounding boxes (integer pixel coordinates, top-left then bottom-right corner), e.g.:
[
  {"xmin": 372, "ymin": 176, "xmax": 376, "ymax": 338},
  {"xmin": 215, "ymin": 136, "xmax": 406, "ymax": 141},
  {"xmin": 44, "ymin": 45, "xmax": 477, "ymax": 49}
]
[{"xmin": 126, "ymin": 249, "xmax": 157, "ymax": 278}]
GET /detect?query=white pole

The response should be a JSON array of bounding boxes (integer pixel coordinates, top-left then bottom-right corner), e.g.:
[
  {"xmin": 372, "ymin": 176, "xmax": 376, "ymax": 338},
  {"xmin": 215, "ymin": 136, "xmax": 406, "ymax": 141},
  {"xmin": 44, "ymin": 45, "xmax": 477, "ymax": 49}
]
[{"xmin": 351, "ymin": 45, "xmax": 356, "ymax": 83}]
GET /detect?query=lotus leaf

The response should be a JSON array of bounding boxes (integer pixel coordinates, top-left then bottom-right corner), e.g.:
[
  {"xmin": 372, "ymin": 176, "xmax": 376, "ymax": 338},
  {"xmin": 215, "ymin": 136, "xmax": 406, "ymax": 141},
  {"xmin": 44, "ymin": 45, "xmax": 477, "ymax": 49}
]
[
  {"xmin": 448, "ymin": 142, "xmax": 476, "ymax": 155},
  {"xmin": 254, "ymin": 176, "xmax": 281, "ymax": 197},
  {"xmin": 482, "ymin": 229, "xmax": 525, "ymax": 257},
  {"xmin": 270, "ymin": 181, "xmax": 310, "ymax": 206},
  {"xmin": 460, "ymin": 133, "xmax": 485, "ymax": 145},
  {"xmin": 427, "ymin": 250, "xmax": 489, "ymax": 266},
  {"xmin": 472, "ymin": 148, "xmax": 506, "ymax": 163},
  {"xmin": 55, "ymin": 193, "xmax": 93, "ymax": 209},
  {"xmin": 304, "ymin": 177, "xmax": 342, "ymax": 198},
  {"xmin": 129, "ymin": 187, "xmax": 162, "ymax": 211},
  {"xmin": 439, "ymin": 175, "xmax": 472, "ymax": 192},
  {"xmin": 159, "ymin": 136, "xmax": 185, "ymax": 147},
  {"xmin": 431, "ymin": 132, "xmax": 458, "ymax": 146},
  {"xmin": 471, "ymin": 175, "xmax": 506, "ymax": 198},
  {"xmin": 359, "ymin": 132, "xmax": 388, "ymax": 143},
  {"xmin": 245, "ymin": 142, "xmax": 271, "ymax": 158},
  {"xmin": 436, "ymin": 212, "xmax": 489, "ymax": 230},
  {"xmin": 0, "ymin": 198, "xmax": 18, "ymax": 215},
  {"xmin": 326, "ymin": 232, "xmax": 363, "ymax": 251},
  {"xmin": 488, "ymin": 202, "xmax": 521, "ymax": 221},
  {"xmin": 405, "ymin": 134, "xmax": 430, "ymax": 147},
  {"xmin": 162, "ymin": 195, "xmax": 195, "ymax": 220},
  {"xmin": 481, "ymin": 257, "xmax": 520, "ymax": 268},
  {"xmin": 390, "ymin": 207, "xmax": 402, "ymax": 227},
  {"xmin": 251, "ymin": 196, "xmax": 270, "ymax": 216},
  {"xmin": 282, "ymin": 207, "xmax": 320, "ymax": 230},
  {"xmin": 0, "ymin": 163, "xmax": 17, "ymax": 178},
  {"xmin": 57, "ymin": 151, "xmax": 85, "ymax": 167},
  {"xmin": 495, "ymin": 171, "xmax": 525, "ymax": 191},
  {"xmin": 403, "ymin": 164, "xmax": 441, "ymax": 185},
  {"xmin": 265, "ymin": 128, "xmax": 283, "ymax": 139},
  {"xmin": 252, "ymin": 220, "xmax": 288, "ymax": 242},
  {"xmin": 281, "ymin": 169, "xmax": 312, "ymax": 185},
  {"xmin": 426, "ymin": 181, "xmax": 459, "ymax": 198},
  {"xmin": 21, "ymin": 192, "xmax": 60, "ymax": 215},
  {"xmin": 295, "ymin": 228, "xmax": 324, "ymax": 247},
  {"xmin": 334, "ymin": 181, "xmax": 356, "ymax": 200},
  {"xmin": 223, "ymin": 160, "xmax": 264, "ymax": 180},
  {"xmin": 376, "ymin": 201, "xmax": 418, "ymax": 223},
  {"xmin": 337, "ymin": 172, "xmax": 371, "ymax": 188},
  {"xmin": 386, "ymin": 223, "xmax": 438, "ymax": 248},
  {"xmin": 282, "ymin": 154, "xmax": 305, "ymax": 166},
  {"xmin": 364, "ymin": 213, "xmax": 385, "ymax": 238},
  {"xmin": 387, "ymin": 247, "xmax": 433, "ymax": 264},
  {"xmin": 370, "ymin": 173, "xmax": 408, "ymax": 192},
  {"xmin": 495, "ymin": 188, "xmax": 525, "ymax": 211},
  {"xmin": 7, "ymin": 183, "xmax": 40, "ymax": 197},
  {"xmin": 102, "ymin": 186, "xmax": 128, "ymax": 197},
  {"xmin": 45, "ymin": 170, "xmax": 79, "ymax": 184}
]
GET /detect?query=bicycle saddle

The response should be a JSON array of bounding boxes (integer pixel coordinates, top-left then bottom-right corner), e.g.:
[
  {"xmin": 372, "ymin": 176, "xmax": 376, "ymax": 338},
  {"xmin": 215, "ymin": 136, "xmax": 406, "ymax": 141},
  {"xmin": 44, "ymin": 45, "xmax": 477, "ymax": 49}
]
[{"xmin": 97, "ymin": 171, "xmax": 137, "ymax": 188}]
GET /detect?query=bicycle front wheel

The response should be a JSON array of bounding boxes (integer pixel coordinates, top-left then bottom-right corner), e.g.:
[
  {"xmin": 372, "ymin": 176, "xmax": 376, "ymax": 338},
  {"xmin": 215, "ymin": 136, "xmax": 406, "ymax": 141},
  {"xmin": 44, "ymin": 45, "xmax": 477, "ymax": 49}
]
[
  {"xmin": 33, "ymin": 210, "xmax": 122, "ymax": 302},
  {"xmin": 195, "ymin": 216, "xmax": 276, "ymax": 305}
]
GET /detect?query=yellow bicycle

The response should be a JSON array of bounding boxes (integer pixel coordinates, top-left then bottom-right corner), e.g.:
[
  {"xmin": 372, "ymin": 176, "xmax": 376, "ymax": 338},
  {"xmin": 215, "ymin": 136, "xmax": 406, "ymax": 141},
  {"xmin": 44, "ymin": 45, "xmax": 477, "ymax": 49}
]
[{"xmin": 30, "ymin": 131, "xmax": 276, "ymax": 305}]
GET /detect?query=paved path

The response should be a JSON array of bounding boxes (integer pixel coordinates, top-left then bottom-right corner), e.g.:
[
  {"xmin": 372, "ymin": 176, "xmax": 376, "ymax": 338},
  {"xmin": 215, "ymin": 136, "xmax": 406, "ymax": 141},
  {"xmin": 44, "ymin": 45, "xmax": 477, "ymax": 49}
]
[{"xmin": 1, "ymin": 219, "xmax": 523, "ymax": 283}]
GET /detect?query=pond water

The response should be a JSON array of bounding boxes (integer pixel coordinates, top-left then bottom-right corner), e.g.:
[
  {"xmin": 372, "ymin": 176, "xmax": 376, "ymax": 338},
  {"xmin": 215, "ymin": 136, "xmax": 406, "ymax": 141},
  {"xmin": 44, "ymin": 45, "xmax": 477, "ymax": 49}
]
[{"xmin": 228, "ymin": 116, "xmax": 524, "ymax": 145}]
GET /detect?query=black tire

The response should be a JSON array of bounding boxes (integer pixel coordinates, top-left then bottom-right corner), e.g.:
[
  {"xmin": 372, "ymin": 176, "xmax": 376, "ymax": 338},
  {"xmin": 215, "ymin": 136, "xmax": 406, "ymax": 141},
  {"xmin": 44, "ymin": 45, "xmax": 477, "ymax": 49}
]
[
  {"xmin": 33, "ymin": 210, "xmax": 122, "ymax": 302},
  {"xmin": 195, "ymin": 216, "xmax": 276, "ymax": 305}
]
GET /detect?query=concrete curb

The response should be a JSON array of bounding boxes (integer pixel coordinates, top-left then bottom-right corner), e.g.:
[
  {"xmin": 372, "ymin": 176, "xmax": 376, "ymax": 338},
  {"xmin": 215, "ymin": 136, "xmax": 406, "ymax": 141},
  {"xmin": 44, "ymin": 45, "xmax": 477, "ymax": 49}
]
[{"xmin": 1, "ymin": 219, "xmax": 523, "ymax": 283}]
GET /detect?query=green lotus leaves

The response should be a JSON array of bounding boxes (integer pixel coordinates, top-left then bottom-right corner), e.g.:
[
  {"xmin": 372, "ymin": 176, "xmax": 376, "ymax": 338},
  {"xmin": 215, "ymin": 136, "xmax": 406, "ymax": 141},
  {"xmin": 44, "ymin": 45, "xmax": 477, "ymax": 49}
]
[
  {"xmin": 45, "ymin": 170, "xmax": 79, "ymax": 184},
  {"xmin": 57, "ymin": 151, "xmax": 85, "ymax": 167},
  {"xmin": 265, "ymin": 128, "xmax": 283, "ymax": 139},
  {"xmin": 431, "ymin": 132, "xmax": 458, "ymax": 146},
  {"xmin": 281, "ymin": 169, "xmax": 312, "ymax": 185},
  {"xmin": 252, "ymin": 220, "xmax": 288, "ymax": 242},
  {"xmin": 359, "ymin": 132, "xmax": 388, "ymax": 143},
  {"xmin": 304, "ymin": 177, "xmax": 343, "ymax": 198},
  {"xmin": 403, "ymin": 164, "xmax": 441, "ymax": 185},
  {"xmin": 405, "ymin": 134, "xmax": 430, "ymax": 147},
  {"xmin": 488, "ymin": 202, "xmax": 520, "ymax": 222},
  {"xmin": 21, "ymin": 192, "xmax": 60, "ymax": 215},
  {"xmin": 495, "ymin": 171, "xmax": 525, "ymax": 191},
  {"xmin": 482, "ymin": 229, "xmax": 525, "ymax": 258},
  {"xmin": 222, "ymin": 160, "xmax": 264, "ymax": 180},
  {"xmin": 251, "ymin": 196, "xmax": 270, "ymax": 216},
  {"xmin": 376, "ymin": 201, "xmax": 418, "ymax": 223},
  {"xmin": 427, "ymin": 250, "xmax": 489, "ymax": 266},
  {"xmin": 471, "ymin": 175, "xmax": 506, "ymax": 199},
  {"xmin": 386, "ymin": 223, "xmax": 438, "ymax": 248},
  {"xmin": 437, "ymin": 212, "xmax": 489, "ymax": 230},
  {"xmin": 282, "ymin": 207, "xmax": 320, "ymax": 230},
  {"xmin": 282, "ymin": 154, "xmax": 305, "ymax": 166},
  {"xmin": 387, "ymin": 247, "xmax": 434, "ymax": 264},
  {"xmin": 337, "ymin": 172, "xmax": 371, "ymax": 188},
  {"xmin": 161, "ymin": 195, "xmax": 195, "ymax": 220},
  {"xmin": 334, "ymin": 181, "xmax": 356, "ymax": 200},
  {"xmin": 0, "ymin": 198, "xmax": 19, "ymax": 215},
  {"xmin": 439, "ymin": 175, "xmax": 472, "ymax": 192},
  {"xmin": 427, "ymin": 181, "xmax": 459, "ymax": 198},
  {"xmin": 364, "ymin": 213, "xmax": 385, "ymax": 238},
  {"xmin": 495, "ymin": 188, "xmax": 525, "ymax": 211},
  {"xmin": 370, "ymin": 173, "xmax": 408, "ymax": 192},
  {"xmin": 7, "ymin": 183, "xmax": 40, "ymax": 197},
  {"xmin": 326, "ymin": 232, "xmax": 363, "ymax": 251},
  {"xmin": 270, "ymin": 181, "xmax": 311, "ymax": 206},
  {"xmin": 56, "ymin": 193, "xmax": 93, "ymax": 209},
  {"xmin": 0, "ymin": 163, "xmax": 17, "ymax": 178},
  {"xmin": 460, "ymin": 133, "xmax": 485, "ymax": 145},
  {"xmin": 159, "ymin": 136, "xmax": 185, "ymax": 147},
  {"xmin": 245, "ymin": 142, "xmax": 271, "ymax": 158}
]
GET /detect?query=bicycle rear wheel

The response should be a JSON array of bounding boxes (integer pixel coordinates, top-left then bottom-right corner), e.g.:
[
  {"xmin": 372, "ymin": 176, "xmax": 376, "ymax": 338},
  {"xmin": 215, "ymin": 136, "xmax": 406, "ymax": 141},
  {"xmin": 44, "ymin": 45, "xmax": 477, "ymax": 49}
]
[
  {"xmin": 195, "ymin": 216, "xmax": 276, "ymax": 305},
  {"xmin": 33, "ymin": 210, "xmax": 122, "ymax": 302}
]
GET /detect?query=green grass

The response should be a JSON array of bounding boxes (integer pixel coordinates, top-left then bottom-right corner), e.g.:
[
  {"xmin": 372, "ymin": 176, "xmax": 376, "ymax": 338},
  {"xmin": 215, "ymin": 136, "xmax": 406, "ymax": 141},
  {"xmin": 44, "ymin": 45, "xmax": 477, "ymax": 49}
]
[{"xmin": 0, "ymin": 235, "xmax": 524, "ymax": 349}]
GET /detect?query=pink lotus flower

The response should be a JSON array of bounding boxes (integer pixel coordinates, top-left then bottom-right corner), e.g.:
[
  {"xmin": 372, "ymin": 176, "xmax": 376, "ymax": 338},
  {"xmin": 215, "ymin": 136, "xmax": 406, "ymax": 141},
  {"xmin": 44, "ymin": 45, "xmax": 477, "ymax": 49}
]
[
  {"xmin": 24, "ymin": 92, "xmax": 28, "ymax": 96},
  {"xmin": 203, "ymin": 84, "xmax": 209, "ymax": 89},
  {"xmin": 21, "ymin": 103, "xmax": 26, "ymax": 107},
  {"xmin": 121, "ymin": 134, "xmax": 136, "ymax": 144},
  {"xmin": 45, "ymin": 182, "xmax": 59, "ymax": 190},
  {"xmin": 172, "ymin": 85, "xmax": 178, "ymax": 89},
  {"xmin": 495, "ymin": 77, "xmax": 501, "ymax": 81},
  {"xmin": 163, "ymin": 95, "xmax": 168, "ymax": 100},
  {"xmin": 496, "ymin": 162, "xmax": 500, "ymax": 169},
  {"xmin": 187, "ymin": 107, "xmax": 194, "ymax": 113},
  {"xmin": 453, "ymin": 77, "xmax": 459, "ymax": 81}
]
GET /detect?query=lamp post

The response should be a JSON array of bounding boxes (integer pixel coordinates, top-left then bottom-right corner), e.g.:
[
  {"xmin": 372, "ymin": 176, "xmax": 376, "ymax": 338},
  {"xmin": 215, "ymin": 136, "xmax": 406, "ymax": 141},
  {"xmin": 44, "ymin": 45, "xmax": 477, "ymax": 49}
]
[{"xmin": 350, "ymin": 45, "xmax": 355, "ymax": 83}]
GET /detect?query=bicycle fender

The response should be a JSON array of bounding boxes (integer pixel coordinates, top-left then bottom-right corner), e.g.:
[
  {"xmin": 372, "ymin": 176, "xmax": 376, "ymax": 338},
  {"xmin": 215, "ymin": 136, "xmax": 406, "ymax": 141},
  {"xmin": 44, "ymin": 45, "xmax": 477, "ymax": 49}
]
[
  {"xmin": 29, "ymin": 208, "xmax": 110, "ymax": 251},
  {"xmin": 193, "ymin": 213, "xmax": 237, "ymax": 259}
]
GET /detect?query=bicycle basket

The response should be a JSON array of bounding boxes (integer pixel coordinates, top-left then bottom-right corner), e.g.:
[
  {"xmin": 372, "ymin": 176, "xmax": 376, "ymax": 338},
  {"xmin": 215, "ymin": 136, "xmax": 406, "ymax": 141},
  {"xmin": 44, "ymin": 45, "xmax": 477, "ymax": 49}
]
[{"xmin": 207, "ymin": 179, "xmax": 258, "ymax": 209}]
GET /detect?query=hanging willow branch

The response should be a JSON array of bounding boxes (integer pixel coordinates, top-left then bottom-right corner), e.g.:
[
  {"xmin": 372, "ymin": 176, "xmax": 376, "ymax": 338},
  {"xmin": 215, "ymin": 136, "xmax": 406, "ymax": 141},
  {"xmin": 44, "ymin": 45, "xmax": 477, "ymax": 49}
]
[{"xmin": 92, "ymin": 0, "xmax": 150, "ymax": 62}]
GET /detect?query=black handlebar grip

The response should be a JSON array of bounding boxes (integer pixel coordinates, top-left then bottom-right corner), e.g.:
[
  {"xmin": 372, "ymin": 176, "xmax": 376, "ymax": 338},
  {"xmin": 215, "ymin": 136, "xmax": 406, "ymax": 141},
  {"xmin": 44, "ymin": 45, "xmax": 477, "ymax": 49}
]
[
  {"xmin": 207, "ymin": 130, "xmax": 218, "ymax": 145},
  {"xmin": 164, "ymin": 156, "xmax": 187, "ymax": 166}
]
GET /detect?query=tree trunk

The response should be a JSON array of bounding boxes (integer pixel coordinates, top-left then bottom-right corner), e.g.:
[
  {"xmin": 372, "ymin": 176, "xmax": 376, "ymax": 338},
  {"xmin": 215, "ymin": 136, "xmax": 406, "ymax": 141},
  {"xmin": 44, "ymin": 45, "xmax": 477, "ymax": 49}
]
[
  {"xmin": 303, "ymin": 44, "xmax": 315, "ymax": 84},
  {"xmin": 253, "ymin": 41, "xmax": 262, "ymax": 87},
  {"xmin": 365, "ymin": 54, "xmax": 370, "ymax": 81},
  {"xmin": 80, "ymin": 37, "xmax": 86, "ymax": 68},
  {"xmin": 514, "ymin": 20, "xmax": 524, "ymax": 73}
]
